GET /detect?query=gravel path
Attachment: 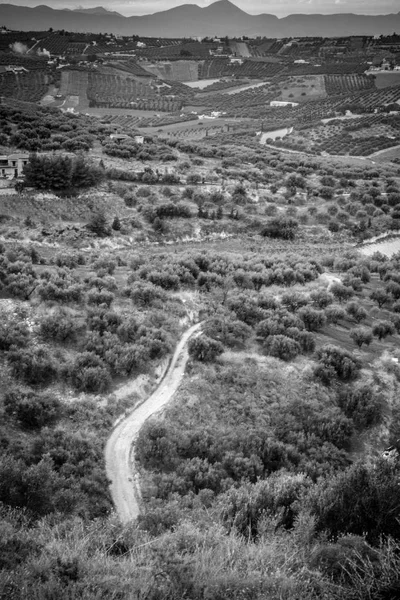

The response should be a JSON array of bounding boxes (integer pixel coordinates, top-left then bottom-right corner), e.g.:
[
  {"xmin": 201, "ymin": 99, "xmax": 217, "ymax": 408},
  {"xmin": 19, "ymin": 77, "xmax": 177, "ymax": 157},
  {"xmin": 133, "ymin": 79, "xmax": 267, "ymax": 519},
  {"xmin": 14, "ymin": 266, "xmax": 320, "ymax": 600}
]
[{"xmin": 105, "ymin": 322, "xmax": 202, "ymax": 524}]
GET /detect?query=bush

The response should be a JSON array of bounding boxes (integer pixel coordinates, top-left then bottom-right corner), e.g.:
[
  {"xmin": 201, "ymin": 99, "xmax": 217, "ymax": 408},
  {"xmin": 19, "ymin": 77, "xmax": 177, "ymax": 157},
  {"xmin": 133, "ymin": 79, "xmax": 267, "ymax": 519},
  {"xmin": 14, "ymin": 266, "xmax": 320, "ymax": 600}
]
[
  {"xmin": 0, "ymin": 320, "xmax": 29, "ymax": 351},
  {"xmin": 338, "ymin": 385, "xmax": 383, "ymax": 430},
  {"xmin": 263, "ymin": 335, "xmax": 301, "ymax": 361},
  {"xmin": 325, "ymin": 305, "xmax": 346, "ymax": 324},
  {"xmin": 87, "ymin": 289, "xmax": 114, "ymax": 308},
  {"xmin": 70, "ymin": 352, "xmax": 111, "ymax": 393},
  {"xmin": 370, "ymin": 289, "xmax": 390, "ymax": 308},
  {"xmin": 305, "ymin": 458, "xmax": 400, "ymax": 544},
  {"xmin": 372, "ymin": 320, "xmax": 395, "ymax": 341},
  {"xmin": 87, "ymin": 211, "xmax": 110, "ymax": 237},
  {"xmin": 4, "ymin": 387, "xmax": 62, "ymax": 428},
  {"xmin": 331, "ymin": 283, "xmax": 353, "ymax": 303},
  {"xmin": 315, "ymin": 344, "xmax": 360, "ymax": 384},
  {"xmin": 261, "ymin": 217, "xmax": 299, "ymax": 241},
  {"xmin": 40, "ymin": 311, "xmax": 79, "ymax": 343},
  {"xmin": 310, "ymin": 290, "xmax": 334, "ymax": 309},
  {"xmin": 188, "ymin": 335, "xmax": 224, "ymax": 362},
  {"xmin": 7, "ymin": 346, "xmax": 58, "ymax": 386},
  {"xmin": 349, "ymin": 326, "xmax": 373, "ymax": 348},
  {"xmin": 346, "ymin": 302, "xmax": 368, "ymax": 323},
  {"xmin": 298, "ymin": 307, "xmax": 326, "ymax": 332}
]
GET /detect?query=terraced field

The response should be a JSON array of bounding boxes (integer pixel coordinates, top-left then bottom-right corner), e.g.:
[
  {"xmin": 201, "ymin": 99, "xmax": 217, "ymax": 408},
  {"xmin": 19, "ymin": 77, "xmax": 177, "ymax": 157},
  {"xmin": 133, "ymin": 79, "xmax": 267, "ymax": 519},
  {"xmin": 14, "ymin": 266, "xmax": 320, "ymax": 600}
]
[{"xmin": 59, "ymin": 69, "xmax": 89, "ymax": 109}]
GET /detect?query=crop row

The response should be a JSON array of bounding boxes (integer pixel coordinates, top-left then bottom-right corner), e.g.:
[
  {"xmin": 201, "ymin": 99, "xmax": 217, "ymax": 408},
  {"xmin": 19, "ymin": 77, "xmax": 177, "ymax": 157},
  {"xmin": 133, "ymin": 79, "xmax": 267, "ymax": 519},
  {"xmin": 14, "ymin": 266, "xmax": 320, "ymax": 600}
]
[
  {"xmin": 136, "ymin": 42, "xmax": 221, "ymax": 60},
  {"xmin": 0, "ymin": 71, "xmax": 48, "ymax": 102},
  {"xmin": 314, "ymin": 133, "xmax": 400, "ymax": 156},
  {"xmin": 87, "ymin": 73, "xmax": 157, "ymax": 99},
  {"xmin": 101, "ymin": 112, "xmax": 197, "ymax": 128},
  {"xmin": 199, "ymin": 59, "xmax": 284, "ymax": 80},
  {"xmin": 324, "ymin": 74, "xmax": 376, "ymax": 96},
  {"xmin": 196, "ymin": 78, "xmax": 249, "ymax": 93},
  {"xmin": 103, "ymin": 59, "xmax": 153, "ymax": 78},
  {"xmin": 0, "ymin": 53, "xmax": 48, "ymax": 70},
  {"xmin": 285, "ymin": 61, "xmax": 369, "ymax": 76},
  {"xmin": 89, "ymin": 98, "xmax": 182, "ymax": 111}
]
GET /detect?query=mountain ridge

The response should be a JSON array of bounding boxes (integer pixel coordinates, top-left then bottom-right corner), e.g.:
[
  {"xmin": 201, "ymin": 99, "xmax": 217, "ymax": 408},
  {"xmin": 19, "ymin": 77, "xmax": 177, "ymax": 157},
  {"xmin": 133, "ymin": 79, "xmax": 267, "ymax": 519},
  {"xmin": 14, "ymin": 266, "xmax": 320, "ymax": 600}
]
[{"xmin": 0, "ymin": 1, "xmax": 399, "ymax": 37}]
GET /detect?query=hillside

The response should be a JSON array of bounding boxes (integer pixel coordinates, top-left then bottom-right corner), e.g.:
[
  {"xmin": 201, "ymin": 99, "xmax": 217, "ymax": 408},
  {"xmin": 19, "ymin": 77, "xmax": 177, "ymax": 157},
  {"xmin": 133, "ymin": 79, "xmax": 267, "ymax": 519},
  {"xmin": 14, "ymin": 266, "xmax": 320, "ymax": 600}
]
[{"xmin": 2, "ymin": 28, "xmax": 400, "ymax": 599}]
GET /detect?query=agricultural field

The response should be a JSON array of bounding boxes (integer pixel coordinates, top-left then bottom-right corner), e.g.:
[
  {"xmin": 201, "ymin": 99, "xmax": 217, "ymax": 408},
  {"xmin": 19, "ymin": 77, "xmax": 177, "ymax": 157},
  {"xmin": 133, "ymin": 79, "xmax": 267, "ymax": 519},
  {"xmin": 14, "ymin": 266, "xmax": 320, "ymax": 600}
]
[
  {"xmin": 278, "ymin": 75, "xmax": 326, "ymax": 102},
  {"xmin": 373, "ymin": 71, "xmax": 400, "ymax": 89},
  {"xmin": 0, "ymin": 71, "xmax": 50, "ymax": 103},
  {"xmin": 271, "ymin": 114, "xmax": 400, "ymax": 157}
]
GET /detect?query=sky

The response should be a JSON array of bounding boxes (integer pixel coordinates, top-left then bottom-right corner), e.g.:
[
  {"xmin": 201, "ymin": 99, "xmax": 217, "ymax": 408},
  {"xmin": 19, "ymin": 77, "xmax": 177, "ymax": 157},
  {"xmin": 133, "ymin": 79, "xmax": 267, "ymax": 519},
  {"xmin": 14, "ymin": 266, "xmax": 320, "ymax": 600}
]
[{"xmin": 1, "ymin": 0, "xmax": 399, "ymax": 17}]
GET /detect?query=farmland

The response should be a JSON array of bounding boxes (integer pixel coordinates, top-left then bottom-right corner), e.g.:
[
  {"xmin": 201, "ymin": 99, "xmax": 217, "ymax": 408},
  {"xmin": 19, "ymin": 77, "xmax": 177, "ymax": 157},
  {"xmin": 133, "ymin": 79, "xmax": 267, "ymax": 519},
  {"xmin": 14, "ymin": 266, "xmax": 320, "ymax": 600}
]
[{"xmin": 0, "ymin": 70, "xmax": 50, "ymax": 102}]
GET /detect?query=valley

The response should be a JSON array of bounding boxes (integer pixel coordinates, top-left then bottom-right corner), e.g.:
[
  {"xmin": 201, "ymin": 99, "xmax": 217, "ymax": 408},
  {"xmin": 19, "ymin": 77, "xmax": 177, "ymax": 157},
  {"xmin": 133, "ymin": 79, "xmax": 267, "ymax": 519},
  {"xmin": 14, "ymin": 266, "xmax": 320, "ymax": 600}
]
[{"xmin": 1, "ymin": 12, "xmax": 400, "ymax": 600}]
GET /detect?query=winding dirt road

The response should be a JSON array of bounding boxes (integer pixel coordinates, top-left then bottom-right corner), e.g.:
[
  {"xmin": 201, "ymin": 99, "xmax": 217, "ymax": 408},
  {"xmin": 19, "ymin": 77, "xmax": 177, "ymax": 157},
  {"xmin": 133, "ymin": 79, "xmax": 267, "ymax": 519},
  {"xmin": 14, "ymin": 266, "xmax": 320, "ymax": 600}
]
[{"xmin": 105, "ymin": 322, "xmax": 202, "ymax": 524}]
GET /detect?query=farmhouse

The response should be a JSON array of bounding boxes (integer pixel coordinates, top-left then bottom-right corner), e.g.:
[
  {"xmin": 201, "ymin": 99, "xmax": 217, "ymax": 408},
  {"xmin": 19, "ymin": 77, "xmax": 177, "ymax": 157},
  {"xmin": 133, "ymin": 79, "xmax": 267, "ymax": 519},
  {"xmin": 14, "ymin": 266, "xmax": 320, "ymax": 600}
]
[
  {"xmin": 109, "ymin": 133, "xmax": 131, "ymax": 142},
  {"xmin": 0, "ymin": 153, "xmax": 29, "ymax": 178},
  {"xmin": 270, "ymin": 100, "xmax": 299, "ymax": 108}
]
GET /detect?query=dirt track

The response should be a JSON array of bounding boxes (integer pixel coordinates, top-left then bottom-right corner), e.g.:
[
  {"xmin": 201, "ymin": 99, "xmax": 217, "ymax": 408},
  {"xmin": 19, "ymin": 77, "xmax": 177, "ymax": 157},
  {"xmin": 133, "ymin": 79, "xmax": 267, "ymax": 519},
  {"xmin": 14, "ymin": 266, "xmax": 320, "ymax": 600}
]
[{"xmin": 105, "ymin": 322, "xmax": 202, "ymax": 524}]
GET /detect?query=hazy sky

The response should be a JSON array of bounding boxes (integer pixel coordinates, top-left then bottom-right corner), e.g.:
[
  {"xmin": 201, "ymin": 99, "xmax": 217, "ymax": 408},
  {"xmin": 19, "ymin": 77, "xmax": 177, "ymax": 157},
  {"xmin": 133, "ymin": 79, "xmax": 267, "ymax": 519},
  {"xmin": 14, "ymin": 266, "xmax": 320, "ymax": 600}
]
[{"xmin": 2, "ymin": 0, "xmax": 400, "ymax": 17}]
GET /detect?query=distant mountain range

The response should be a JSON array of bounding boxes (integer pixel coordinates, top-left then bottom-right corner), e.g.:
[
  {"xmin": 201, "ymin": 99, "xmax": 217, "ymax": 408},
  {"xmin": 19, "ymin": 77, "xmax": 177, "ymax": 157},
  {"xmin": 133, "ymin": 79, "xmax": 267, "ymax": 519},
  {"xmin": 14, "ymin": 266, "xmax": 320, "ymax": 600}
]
[
  {"xmin": 0, "ymin": 0, "xmax": 400, "ymax": 38},
  {"xmin": 68, "ymin": 7, "xmax": 123, "ymax": 17}
]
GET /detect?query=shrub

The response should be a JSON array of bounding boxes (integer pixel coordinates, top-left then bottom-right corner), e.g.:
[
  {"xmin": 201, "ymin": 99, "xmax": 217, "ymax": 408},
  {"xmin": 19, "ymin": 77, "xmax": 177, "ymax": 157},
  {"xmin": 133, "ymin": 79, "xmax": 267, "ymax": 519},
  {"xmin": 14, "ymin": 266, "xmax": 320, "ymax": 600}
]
[
  {"xmin": 261, "ymin": 216, "xmax": 299, "ymax": 241},
  {"xmin": 7, "ymin": 345, "xmax": 58, "ymax": 385},
  {"xmin": 4, "ymin": 387, "xmax": 62, "ymax": 428},
  {"xmin": 87, "ymin": 289, "xmax": 114, "ymax": 308},
  {"xmin": 346, "ymin": 302, "xmax": 368, "ymax": 323},
  {"xmin": 188, "ymin": 335, "xmax": 224, "ymax": 362},
  {"xmin": 40, "ymin": 312, "xmax": 79, "ymax": 343},
  {"xmin": 338, "ymin": 385, "xmax": 383, "ymax": 430},
  {"xmin": 370, "ymin": 289, "xmax": 390, "ymax": 308},
  {"xmin": 263, "ymin": 335, "xmax": 301, "ymax": 361},
  {"xmin": 304, "ymin": 458, "xmax": 400, "ymax": 544},
  {"xmin": 349, "ymin": 326, "xmax": 373, "ymax": 348},
  {"xmin": 331, "ymin": 283, "xmax": 353, "ymax": 303},
  {"xmin": 87, "ymin": 211, "xmax": 111, "ymax": 237},
  {"xmin": 372, "ymin": 320, "xmax": 395, "ymax": 341},
  {"xmin": 315, "ymin": 344, "xmax": 360, "ymax": 384},
  {"xmin": 298, "ymin": 307, "xmax": 327, "ymax": 332},
  {"xmin": 130, "ymin": 281, "xmax": 167, "ymax": 307},
  {"xmin": 0, "ymin": 321, "xmax": 29, "ymax": 351},
  {"xmin": 70, "ymin": 352, "xmax": 111, "ymax": 393},
  {"xmin": 325, "ymin": 305, "xmax": 346, "ymax": 324},
  {"xmin": 310, "ymin": 289, "xmax": 334, "ymax": 309}
]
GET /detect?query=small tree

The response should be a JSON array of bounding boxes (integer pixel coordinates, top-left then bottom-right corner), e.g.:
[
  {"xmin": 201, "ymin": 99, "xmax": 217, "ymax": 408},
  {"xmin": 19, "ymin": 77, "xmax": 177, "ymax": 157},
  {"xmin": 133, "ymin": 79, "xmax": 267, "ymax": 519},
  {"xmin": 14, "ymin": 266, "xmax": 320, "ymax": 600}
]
[
  {"xmin": 349, "ymin": 327, "xmax": 373, "ymax": 348},
  {"xmin": 325, "ymin": 305, "xmax": 346, "ymax": 324},
  {"xmin": 346, "ymin": 302, "xmax": 368, "ymax": 323},
  {"xmin": 264, "ymin": 335, "xmax": 301, "ymax": 361},
  {"xmin": 369, "ymin": 289, "xmax": 390, "ymax": 308},
  {"xmin": 298, "ymin": 306, "xmax": 327, "ymax": 332},
  {"xmin": 331, "ymin": 283, "xmax": 353, "ymax": 303},
  {"xmin": 315, "ymin": 344, "xmax": 360, "ymax": 384},
  {"xmin": 87, "ymin": 211, "xmax": 110, "ymax": 237},
  {"xmin": 112, "ymin": 216, "xmax": 121, "ymax": 231},
  {"xmin": 310, "ymin": 289, "xmax": 334, "ymax": 309},
  {"xmin": 4, "ymin": 388, "xmax": 62, "ymax": 429},
  {"xmin": 372, "ymin": 320, "xmax": 395, "ymax": 341},
  {"xmin": 188, "ymin": 335, "xmax": 224, "ymax": 362}
]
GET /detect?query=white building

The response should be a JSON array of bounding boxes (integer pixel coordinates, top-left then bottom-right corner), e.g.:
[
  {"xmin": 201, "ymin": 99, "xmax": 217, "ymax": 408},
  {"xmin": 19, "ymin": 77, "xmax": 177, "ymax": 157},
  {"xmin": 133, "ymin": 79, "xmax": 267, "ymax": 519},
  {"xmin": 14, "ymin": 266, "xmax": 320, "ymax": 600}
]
[
  {"xmin": 0, "ymin": 153, "xmax": 29, "ymax": 178},
  {"xmin": 270, "ymin": 100, "xmax": 299, "ymax": 108}
]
